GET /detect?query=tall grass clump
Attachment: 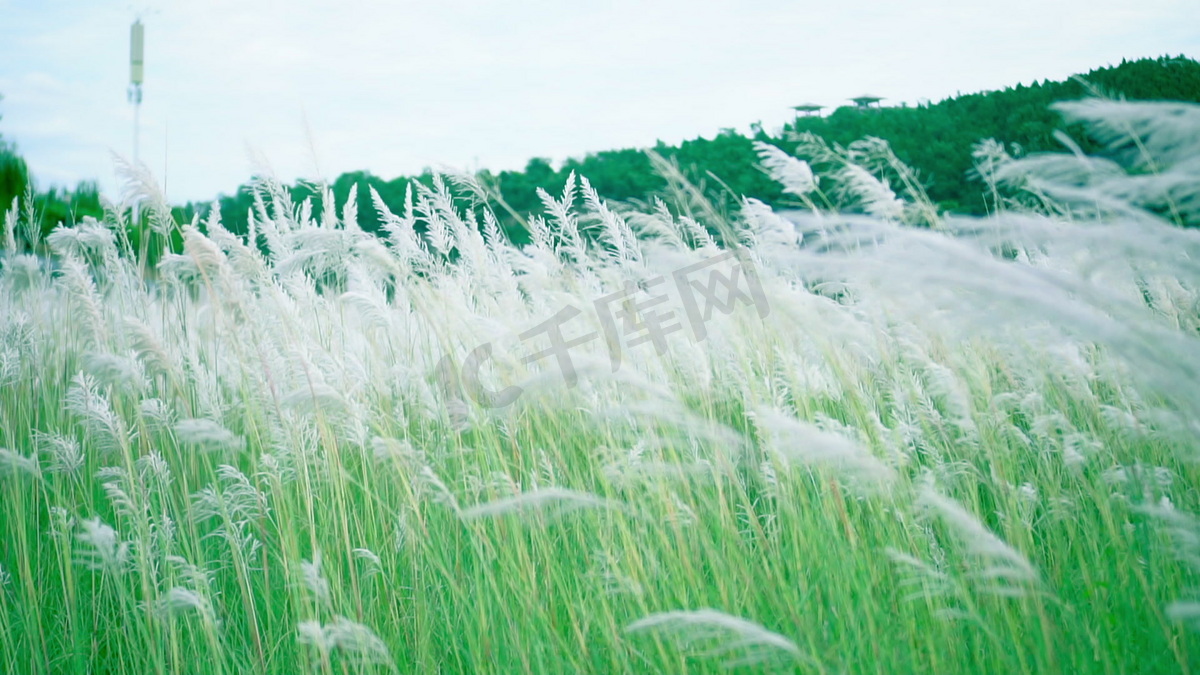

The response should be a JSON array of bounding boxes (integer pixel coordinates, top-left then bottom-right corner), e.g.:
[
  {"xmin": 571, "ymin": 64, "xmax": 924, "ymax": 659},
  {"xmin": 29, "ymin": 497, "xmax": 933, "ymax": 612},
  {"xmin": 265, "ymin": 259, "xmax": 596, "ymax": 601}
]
[{"xmin": 1, "ymin": 98, "xmax": 1199, "ymax": 675}]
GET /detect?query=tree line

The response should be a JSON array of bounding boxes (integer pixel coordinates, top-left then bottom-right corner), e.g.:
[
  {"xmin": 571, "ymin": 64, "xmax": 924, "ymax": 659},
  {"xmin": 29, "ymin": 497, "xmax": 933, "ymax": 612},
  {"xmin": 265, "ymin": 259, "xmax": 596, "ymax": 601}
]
[
  {"xmin": 0, "ymin": 98, "xmax": 103, "ymax": 244},
  {"xmin": 3, "ymin": 55, "xmax": 1199, "ymax": 253}
]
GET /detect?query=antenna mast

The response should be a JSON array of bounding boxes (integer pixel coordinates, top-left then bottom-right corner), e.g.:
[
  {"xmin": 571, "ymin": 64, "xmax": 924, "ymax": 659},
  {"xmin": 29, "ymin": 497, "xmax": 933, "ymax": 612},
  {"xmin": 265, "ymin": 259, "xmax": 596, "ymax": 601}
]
[{"xmin": 129, "ymin": 19, "xmax": 144, "ymax": 224}]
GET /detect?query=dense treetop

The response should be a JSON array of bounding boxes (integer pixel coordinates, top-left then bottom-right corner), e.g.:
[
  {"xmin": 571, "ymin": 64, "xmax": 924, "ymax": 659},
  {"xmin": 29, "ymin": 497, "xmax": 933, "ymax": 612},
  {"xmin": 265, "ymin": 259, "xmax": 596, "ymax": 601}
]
[
  {"xmin": 196, "ymin": 55, "xmax": 1196, "ymax": 241},
  {"xmin": 1, "ymin": 94, "xmax": 103, "ymax": 241},
  {"xmin": 2, "ymin": 56, "xmax": 1199, "ymax": 250}
]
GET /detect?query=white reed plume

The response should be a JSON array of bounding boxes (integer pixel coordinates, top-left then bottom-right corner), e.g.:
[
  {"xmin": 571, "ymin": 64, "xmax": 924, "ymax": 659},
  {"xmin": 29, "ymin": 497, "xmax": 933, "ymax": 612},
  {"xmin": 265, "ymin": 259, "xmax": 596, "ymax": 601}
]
[
  {"xmin": 917, "ymin": 486, "xmax": 1039, "ymax": 593},
  {"xmin": 174, "ymin": 418, "xmax": 246, "ymax": 454},
  {"xmin": 340, "ymin": 277, "xmax": 394, "ymax": 333},
  {"xmin": 2, "ymin": 196, "xmax": 15, "ymax": 252},
  {"xmin": 124, "ymin": 318, "xmax": 174, "ymax": 380},
  {"xmin": 64, "ymin": 372, "xmax": 127, "ymax": 455},
  {"xmin": 838, "ymin": 165, "xmax": 906, "ymax": 219},
  {"xmin": 625, "ymin": 608, "xmax": 809, "ymax": 668},
  {"xmin": 581, "ymin": 175, "xmax": 640, "ymax": 263},
  {"xmin": 47, "ymin": 507, "xmax": 76, "ymax": 543},
  {"xmin": 84, "ymin": 351, "xmax": 148, "ymax": 394},
  {"xmin": 1167, "ymin": 602, "xmax": 1200, "ymax": 632},
  {"xmin": 138, "ymin": 398, "xmax": 177, "ymax": 433},
  {"xmin": 155, "ymin": 587, "xmax": 220, "ymax": 627},
  {"xmin": 204, "ymin": 519, "xmax": 263, "ymax": 572},
  {"xmin": 459, "ymin": 486, "xmax": 620, "ymax": 522},
  {"xmin": 0, "ymin": 345, "xmax": 18, "ymax": 387},
  {"xmin": 279, "ymin": 382, "xmax": 347, "ymax": 414},
  {"xmin": 885, "ymin": 548, "xmax": 957, "ymax": 604},
  {"xmin": 537, "ymin": 172, "xmax": 586, "ymax": 261},
  {"xmin": 190, "ymin": 465, "xmax": 270, "ymax": 524},
  {"xmin": 411, "ymin": 180, "xmax": 455, "ymax": 259},
  {"xmin": 97, "ymin": 473, "xmax": 144, "ymax": 526},
  {"xmin": 297, "ymin": 616, "xmax": 396, "ymax": 670},
  {"xmin": 1053, "ymin": 99, "xmax": 1200, "ymax": 172},
  {"xmin": 370, "ymin": 437, "xmax": 423, "ymax": 466},
  {"xmin": 0, "ymin": 447, "xmax": 40, "ymax": 479},
  {"xmin": 0, "ymin": 253, "xmax": 42, "ymax": 290},
  {"xmin": 352, "ymin": 547, "xmax": 383, "ymax": 580},
  {"xmin": 752, "ymin": 407, "xmax": 895, "ymax": 490},
  {"xmin": 45, "ymin": 221, "xmax": 118, "ymax": 259},
  {"xmin": 294, "ymin": 551, "xmax": 332, "ymax": 605},
  {"xmin": 113, "ymin": 154, "xmax": 175, "ymax": 237},
  {"xmin": 416, "ymin": 465, "xmax": 461, "ymax": 513},
  {"xmin": 75, "ymin": 517, "xmax": 131, "ymax": 574},
  {"xmin": 55, "ymin": 256, "xmax": 108, "ymax": 345},
  {"xmin": 754, "ymin": 142, "xmax": 817, "ymax": 198}
]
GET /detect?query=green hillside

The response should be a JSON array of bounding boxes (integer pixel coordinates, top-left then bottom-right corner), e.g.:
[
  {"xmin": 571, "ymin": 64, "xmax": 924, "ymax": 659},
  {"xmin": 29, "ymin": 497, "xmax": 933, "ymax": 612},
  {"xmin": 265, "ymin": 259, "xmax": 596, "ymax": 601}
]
[
  {"xmin": 0, "ymin": 95, "xmax": 104, "ymax": 247},
  {"xmin": 190, "ymin": 55, "xmax": 1200, "ymax": 242},
  {"xmin": 4, "ymin": 56, "xmax": 1198, "ymax": 254}
]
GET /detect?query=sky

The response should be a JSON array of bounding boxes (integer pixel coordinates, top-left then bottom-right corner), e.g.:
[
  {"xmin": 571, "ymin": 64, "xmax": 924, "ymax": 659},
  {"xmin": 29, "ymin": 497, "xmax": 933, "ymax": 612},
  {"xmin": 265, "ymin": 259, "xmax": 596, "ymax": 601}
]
[{"xmin": 0, "ymin": 0, "xmax": 1197, "ymax": 205}]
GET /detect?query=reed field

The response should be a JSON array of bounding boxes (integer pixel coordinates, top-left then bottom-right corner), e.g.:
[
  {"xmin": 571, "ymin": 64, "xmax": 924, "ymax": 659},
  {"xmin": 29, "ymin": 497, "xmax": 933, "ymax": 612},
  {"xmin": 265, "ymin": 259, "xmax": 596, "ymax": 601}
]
[{"xmin": 1, "ymin": 99, "xmax": 1199, "ymax": 674}]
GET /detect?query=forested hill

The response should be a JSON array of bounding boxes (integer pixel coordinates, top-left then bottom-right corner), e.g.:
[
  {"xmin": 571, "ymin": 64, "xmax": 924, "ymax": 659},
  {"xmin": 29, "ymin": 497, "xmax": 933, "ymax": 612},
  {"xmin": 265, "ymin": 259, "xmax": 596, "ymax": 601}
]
[
  {"xmin": 0, "ymin": 100, "xmax": 104, "ymax": 238},
  {"xmin": 530, "ymin": 55, "xmax": 1200, "ymax": 218},
  {"xmin": 773, "ymin": 55, "xmax": 1200, "ymax": 214},
  {"xmin": 6, "ymin": 56, "xmax": 1199, "ymax": 249},
  {"xmin": 197, "ymin": 55, "xmax": 1197, "ymax": 240}
]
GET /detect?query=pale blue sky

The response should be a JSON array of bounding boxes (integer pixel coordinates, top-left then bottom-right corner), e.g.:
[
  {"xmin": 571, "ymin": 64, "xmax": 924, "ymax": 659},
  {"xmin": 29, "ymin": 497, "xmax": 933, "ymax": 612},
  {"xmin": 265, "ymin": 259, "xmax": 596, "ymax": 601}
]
[{"xmin": 1, "ymin": 0, "xmax": 1197, "ymax": 204}]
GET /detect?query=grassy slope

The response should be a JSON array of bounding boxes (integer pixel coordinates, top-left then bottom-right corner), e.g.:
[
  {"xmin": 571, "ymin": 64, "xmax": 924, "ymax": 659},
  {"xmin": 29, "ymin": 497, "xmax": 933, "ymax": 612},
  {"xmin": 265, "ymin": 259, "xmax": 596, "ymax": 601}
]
[{"xmin": 0, "ymin": 99, "xmax": 1199, "ymax": 675}]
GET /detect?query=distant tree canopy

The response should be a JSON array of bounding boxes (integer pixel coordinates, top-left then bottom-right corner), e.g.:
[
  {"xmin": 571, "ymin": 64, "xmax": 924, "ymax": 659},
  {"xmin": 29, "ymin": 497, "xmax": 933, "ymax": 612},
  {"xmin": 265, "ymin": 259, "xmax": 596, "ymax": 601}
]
[
  {"xmin": 0, "ymin": 95, "xmax": 105, "ymax": 251},
  {"xmin": 188, "ymin": 56, "xmax": 1200, "ymax": 240},
  {"xmin": 8, "ymin": 56, "xmax": 1200, "ymax": 255},
  {"xmin": 774, "ymin": 55, "xmax": 1200, "ymax": 214},
  {"xmin": 0, "ymin": 141, "xmax": 29, "ymax": 214},
  {"xmin": 0, "ymin": 94, "xmax": 31, "ymax": 218}
]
